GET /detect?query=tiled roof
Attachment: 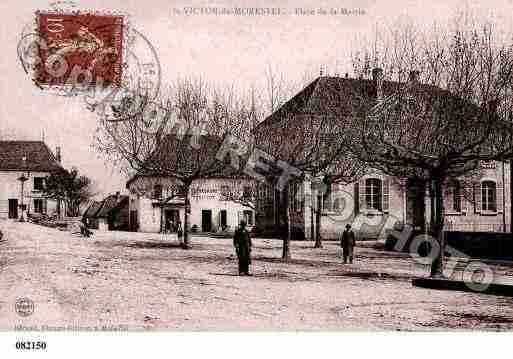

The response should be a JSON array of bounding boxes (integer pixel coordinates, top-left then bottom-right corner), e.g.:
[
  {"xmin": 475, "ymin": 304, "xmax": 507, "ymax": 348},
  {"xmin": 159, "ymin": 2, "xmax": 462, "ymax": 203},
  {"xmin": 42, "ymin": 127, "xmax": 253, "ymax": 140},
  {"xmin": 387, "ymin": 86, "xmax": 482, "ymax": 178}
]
[
  {"xmin": 95, "ymin": 194, "xmax": 129, "ymax": 218},
  {"xmin": 83, "ymin": 201, "xmax": 103, "ymax": 218},
  {"xmin": 125, "ymin": 134, "xmax": 251, "ymax": 188},
  {"xmin": 257, "ymin": 76, "xmax": 445, "ymax": 126},
  {"xmin": 0, "ymin": 141, "xmax": 62, "ymax": 172}
]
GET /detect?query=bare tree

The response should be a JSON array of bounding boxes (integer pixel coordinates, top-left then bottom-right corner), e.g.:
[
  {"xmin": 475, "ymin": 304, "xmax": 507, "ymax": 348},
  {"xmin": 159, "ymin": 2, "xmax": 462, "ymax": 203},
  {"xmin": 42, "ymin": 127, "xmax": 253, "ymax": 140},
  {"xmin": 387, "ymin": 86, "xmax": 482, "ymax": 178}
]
[
  {"xmin": 310, "ymin": 151, "xmax": 365, "ymax": 248},
  {"xmin": 350, "ymin": 19, "xmax": 513, "ymax": 276},
  {"xmin": 254, "ymin": 91, "xmax": 356, "ymax": 258},
  {"xmin": 94, "ymin": 78, "xmax": 253, "ymax": 248}
]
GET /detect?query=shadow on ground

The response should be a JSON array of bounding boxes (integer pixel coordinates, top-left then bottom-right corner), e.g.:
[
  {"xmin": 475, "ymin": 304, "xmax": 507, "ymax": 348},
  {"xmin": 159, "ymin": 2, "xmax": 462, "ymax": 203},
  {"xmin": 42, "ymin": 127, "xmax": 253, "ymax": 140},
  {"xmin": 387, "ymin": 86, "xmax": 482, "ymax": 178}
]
[{"xmin": 325, "ymin": 270, "xmax": 413, "ymax": 282}]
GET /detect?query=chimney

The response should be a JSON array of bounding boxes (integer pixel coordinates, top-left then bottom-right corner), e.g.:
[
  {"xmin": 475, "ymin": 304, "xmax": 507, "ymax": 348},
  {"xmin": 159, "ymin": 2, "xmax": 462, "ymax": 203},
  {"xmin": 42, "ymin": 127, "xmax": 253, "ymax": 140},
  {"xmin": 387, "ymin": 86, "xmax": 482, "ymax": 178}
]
[
  {"xmin": 409, "ymin": 70, "xmax": 420, "ymax": 83},
  {"xmin": 56, "ymin": 146, "xmax": 61, "ymax": 163},
  {"xmin": 372, "ymin": 67, "xmax": 383, "ymax": 101}
]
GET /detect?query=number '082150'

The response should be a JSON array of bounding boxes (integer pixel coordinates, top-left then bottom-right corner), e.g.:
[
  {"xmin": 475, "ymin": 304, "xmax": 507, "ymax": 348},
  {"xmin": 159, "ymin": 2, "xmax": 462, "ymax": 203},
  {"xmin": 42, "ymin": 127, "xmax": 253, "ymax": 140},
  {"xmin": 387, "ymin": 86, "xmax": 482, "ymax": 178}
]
[{"xmin": 15, "ymin": 341, "xmax": 47, "ymax": 350}]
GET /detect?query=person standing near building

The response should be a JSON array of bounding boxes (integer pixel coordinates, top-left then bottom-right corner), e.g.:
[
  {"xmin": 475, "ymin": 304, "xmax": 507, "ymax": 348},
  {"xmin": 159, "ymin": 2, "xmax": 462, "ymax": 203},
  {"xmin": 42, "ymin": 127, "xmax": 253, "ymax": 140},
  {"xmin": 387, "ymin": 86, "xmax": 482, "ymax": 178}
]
[
  {"xmin": 176, "ymin": 220, "xmax": 183, "ymax": 246},
  {"xmin": 233, "ymin": 220, "xmax": 252, "ymax": 275},
  {"xmin": 341, "ymin": 224, "xmax": 356, "ymax": 264}
]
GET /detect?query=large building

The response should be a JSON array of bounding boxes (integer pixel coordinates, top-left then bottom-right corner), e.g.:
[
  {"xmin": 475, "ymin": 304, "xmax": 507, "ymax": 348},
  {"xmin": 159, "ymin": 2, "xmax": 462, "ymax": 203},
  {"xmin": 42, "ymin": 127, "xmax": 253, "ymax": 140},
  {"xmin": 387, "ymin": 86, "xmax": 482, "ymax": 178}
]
[
  {"xmin": 0, "ymin": 141, "xmax": 64, "ymax": 219},
  {"xmin": 126, "ymin": 175, "xmax": 255, "ymax": 234},
  {"xmin": 254, "ymin": 72, "xmax": 512, "ymax": 240},
  {"xmin": 124, "ymin": 134, "xmax": 255, "ymax": 234}
]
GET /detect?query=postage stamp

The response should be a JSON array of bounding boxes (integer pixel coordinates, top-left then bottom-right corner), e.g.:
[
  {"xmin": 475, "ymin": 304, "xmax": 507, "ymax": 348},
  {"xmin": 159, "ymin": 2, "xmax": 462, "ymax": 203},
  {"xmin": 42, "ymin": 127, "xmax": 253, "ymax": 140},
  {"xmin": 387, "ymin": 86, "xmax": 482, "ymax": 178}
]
[{"xmin": 35, "ymin": 11, "xmax": 124, "ymax": 88}]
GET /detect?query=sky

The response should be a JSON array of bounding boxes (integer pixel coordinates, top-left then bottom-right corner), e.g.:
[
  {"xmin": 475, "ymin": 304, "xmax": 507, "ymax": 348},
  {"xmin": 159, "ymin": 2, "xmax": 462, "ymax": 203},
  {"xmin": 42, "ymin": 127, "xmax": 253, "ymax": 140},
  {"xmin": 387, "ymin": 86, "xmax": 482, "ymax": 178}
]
[{"xmin": 1, "ymin": 0, "xmax": 513, "ymax": 198}]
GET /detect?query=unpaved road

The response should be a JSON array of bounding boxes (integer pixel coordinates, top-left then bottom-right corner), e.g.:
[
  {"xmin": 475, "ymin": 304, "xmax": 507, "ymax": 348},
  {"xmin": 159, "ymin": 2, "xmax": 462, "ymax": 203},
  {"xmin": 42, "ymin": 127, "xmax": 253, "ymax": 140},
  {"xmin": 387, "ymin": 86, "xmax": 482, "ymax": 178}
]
[{"xmin": 1, "ymin": 220, "xmax": 513, "ymax": 330}]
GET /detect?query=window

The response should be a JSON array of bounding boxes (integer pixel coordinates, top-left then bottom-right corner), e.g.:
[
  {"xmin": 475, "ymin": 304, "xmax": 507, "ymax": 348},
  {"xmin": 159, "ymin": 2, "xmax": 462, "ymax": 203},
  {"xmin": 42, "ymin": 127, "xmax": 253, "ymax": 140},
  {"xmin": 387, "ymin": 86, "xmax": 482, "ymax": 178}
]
[
  {"xmin": 177, "ymin": 184, "xmax": 187, "ymax": 196},
  {"xmin": 220, "ymin": 185, "xmax": 230, "ymax": 200},
  {"xmin": 243, "ymin": 210, "xmax": 253, "ymax": 226},
  {"xmin": 452, "ymin": 180, "xmax": 461, "ymax": 212},
  {"xmin": 242, "ymin": 185, "xmax": 252, "ymax": 200},
  {"xmin": 33, "ymin": 199, "xmax": 45, "ymax": 213},
  {"xmin": 365, "ymin": 178, "xmax": 382, "ymax": 211},
  {"xmin": 153, "ymin": 184, "xmax": 162, "ymax": 199},
  {"xmin": 481, "ymin": 181, "xmax": 497, "ymax": 212},
  {"xmin": 289, "ymin": 182, "xmax": 301, "ymax": 213},
  {"xmin": 322, "ymin": 183, "xmax": 334, "ymax": 213},
  {"xmin": 34, "ymin": 177, "xmax": 44, "ymax": 191},
  {"xmin": 333, "ymin": 198, "xmax": 341, "ymax": 213}
]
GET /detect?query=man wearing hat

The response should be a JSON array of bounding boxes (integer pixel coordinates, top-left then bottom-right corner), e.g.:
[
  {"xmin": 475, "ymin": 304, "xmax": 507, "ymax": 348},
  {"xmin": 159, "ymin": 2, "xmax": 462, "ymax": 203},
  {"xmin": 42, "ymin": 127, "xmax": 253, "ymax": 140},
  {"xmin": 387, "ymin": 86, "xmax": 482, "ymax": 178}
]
[
  {"xmin": 341, "ymin": 224, "xmax": 356, "ymax": 264},
  {"xmin": 233, "ymin": 220, "xmax": 252, "ymax": 275}
]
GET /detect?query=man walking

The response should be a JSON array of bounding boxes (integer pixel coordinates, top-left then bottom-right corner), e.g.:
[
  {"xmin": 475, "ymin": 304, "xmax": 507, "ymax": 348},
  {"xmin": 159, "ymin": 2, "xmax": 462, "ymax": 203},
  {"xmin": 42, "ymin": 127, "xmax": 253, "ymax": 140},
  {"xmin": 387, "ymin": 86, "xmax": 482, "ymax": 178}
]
[
  {"xmin": 341, "ymin": 224, "xmax": 356, "ymax": 264},
  {"xmin": 233, "ymin": 220, "xmax": 252, "ymax": 275}
]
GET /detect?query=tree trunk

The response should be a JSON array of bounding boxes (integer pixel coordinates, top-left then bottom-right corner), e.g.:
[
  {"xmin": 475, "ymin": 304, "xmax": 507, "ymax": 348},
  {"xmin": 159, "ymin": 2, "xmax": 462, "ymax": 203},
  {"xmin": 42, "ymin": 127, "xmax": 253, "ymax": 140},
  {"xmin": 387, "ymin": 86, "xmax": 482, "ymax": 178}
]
[
  {"xmin": 182, "ymin": 185, "xmax": 191, "ymax": 249},
  {"xmin": 314, "ymin": 191, "xmax": 323, "ymax": 248},
  {"xmin": 282, "ymin": 187, "xmax": 291, "ymax": 260},
  {"xmin": 159, "ymin": 200, "xmax": 164, "ymax": 233},
  {"xmin": 430, "ymin": 178, "xmax": 446, "ymax": 277},
  {"xmin": 429, "ymin": 184, "xmax": 435, "ymax": 232},
  {"xmin": 310, "ymin": 200, "xmax": 315, "ymax": 241},
  {"xmin": 274, "ymin": 188, "xmax": 280, "ymax": 235}
]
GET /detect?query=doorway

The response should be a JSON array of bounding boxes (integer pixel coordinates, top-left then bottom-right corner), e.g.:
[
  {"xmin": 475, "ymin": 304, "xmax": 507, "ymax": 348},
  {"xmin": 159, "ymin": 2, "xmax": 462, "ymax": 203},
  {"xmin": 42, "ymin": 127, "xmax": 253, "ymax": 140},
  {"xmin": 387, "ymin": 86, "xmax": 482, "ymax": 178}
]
[
  {"xmin": 8, "ymin": 199, "xmax": 18, "ymax": 219},
  {"xmin": 129, "ymin": 210, "xmax": 138, "ymax": 232},
  {"xmin": 406, "ymin": 179, "xmax": 426, "ymax": 231},
  {"xmin": 164, "ymin": 209, "xmax": 180, "ymax": 232},
  {"xmin": 201, "ymin": 210, "xmax": 212, "ymax": 232},
  {"xmin": 219, "ymin": 210, "xmax": 227, "ymax": 230}
]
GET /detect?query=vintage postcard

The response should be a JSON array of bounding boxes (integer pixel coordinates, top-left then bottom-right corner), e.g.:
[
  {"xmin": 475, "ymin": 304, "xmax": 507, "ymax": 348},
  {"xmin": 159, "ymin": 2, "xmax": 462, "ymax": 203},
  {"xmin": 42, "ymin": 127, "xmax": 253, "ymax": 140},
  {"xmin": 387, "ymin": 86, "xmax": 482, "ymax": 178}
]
[{"xmin": 1, "ymin": 0, "xmax": 513, "ymax": 357}]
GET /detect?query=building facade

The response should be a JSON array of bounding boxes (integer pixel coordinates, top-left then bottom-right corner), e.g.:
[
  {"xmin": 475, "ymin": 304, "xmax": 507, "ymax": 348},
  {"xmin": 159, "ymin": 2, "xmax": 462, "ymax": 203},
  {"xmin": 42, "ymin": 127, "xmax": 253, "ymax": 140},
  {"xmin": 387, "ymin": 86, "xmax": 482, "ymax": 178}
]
[
  {"xmin": 254, "ymin": 74, "xmax": 512, "ymax": 240},
  {"xmin": 83, "ymin": 193, "xmax": 130, "ymax": 231},
  {"xmin": 126, "ymin": 176, "xmax": 255, "ymax": 234},
  {"xmin": 0, "ymin": 141, "xmax": 63, "ymax": 219}
]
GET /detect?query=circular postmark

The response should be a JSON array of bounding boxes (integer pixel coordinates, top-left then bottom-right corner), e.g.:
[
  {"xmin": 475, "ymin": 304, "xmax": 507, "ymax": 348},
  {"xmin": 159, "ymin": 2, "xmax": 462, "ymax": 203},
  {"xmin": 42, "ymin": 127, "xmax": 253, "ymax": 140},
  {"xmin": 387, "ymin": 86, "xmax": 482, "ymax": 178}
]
[{"xmin": 15, "ymin": 297, "xmax": 35, "ymax": 317}]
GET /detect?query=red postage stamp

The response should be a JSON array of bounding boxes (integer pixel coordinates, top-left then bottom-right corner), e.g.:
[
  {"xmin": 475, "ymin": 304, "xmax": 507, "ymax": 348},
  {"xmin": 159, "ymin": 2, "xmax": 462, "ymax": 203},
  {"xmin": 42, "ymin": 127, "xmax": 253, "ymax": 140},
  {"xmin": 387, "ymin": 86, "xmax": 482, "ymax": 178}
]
[{"xmin": 35, "ymin": 11, "xmax": 124, "ymax": 88}]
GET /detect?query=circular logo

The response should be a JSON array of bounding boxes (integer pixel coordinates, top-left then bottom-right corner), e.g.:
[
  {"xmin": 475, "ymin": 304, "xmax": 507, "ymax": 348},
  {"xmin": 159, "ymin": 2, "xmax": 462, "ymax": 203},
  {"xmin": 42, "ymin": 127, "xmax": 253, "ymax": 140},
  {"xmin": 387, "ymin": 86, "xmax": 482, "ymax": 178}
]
[{"xmin": 15, "ymin": 297, "xmax": 34, "ymax": 317}]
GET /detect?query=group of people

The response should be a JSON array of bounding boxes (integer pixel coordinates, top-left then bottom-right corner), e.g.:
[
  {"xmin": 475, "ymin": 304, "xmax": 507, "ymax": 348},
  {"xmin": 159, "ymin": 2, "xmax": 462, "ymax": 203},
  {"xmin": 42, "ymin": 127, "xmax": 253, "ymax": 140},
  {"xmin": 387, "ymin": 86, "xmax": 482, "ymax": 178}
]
[
  {"xmin": 232, "ymin": 222, "xmax": 357, "ymax": 276},
  {"xmin": 165, "ymin": 219, "xmax": 183, "ymax": 235}
]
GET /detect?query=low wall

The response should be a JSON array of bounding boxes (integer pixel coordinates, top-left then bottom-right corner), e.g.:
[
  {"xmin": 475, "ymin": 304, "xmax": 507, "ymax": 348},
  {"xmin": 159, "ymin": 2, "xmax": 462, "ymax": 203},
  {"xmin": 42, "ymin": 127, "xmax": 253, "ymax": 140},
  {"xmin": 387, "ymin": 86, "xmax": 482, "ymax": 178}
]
[{"xmin": 446, "ymin": 231, "xmax": 513, "ymax": 261}]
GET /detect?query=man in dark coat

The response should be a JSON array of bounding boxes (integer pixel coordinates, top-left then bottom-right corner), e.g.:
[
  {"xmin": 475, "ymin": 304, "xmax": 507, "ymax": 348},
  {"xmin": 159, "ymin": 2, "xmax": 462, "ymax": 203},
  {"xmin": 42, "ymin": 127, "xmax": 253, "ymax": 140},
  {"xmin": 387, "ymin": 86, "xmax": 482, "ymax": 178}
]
[
  {"xmin": 233, "ymin": 220, "xmax": 252, "ymax": 275},
  {"xmin": 80, "ymin": 216, "xmax": 92, "ymax": 238},
  {"xmin": 341, "ymin": 224, "xmax": 356, "ymax": 264}
]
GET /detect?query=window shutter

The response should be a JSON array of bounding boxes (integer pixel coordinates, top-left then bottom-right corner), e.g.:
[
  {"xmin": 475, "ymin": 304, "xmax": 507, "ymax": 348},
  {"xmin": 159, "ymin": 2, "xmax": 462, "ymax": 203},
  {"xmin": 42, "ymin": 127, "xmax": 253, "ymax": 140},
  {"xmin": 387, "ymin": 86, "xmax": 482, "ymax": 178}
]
[
  {"xmin": 446, "ymin": 185, "xmax": 454, "ymax": 212},
  {"xmin": 455, "ymin": 182, "xmax": 462, "ymax": 212},
  {"xmin": 461, "ymin": 185, "xmax": 468, "ymax": 213},
  {"xmin": 382, "ymin": 178, "xmax": 390, "ymax": 212},
  {"xmin": 497, "ymin": 181, "xmax": 504, "ymax": 213},
  {"xmin": 354, "ymin": 182, "xmax": 360, "ymax": 214},
  {"xmin": 359, "ymin": 178, "xmax": 366, "ymax": 212},
  {"xmin": 474, "ymin": 182, "xmax": 482, "ymax": 213},
  {"xmin": 43, "ymin": 199, "xmax": 47, "ymax": 214}
]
